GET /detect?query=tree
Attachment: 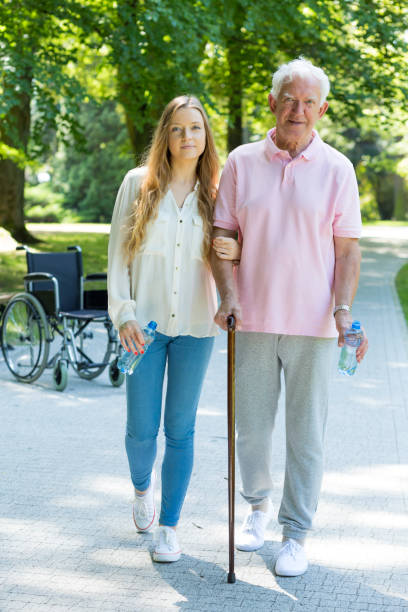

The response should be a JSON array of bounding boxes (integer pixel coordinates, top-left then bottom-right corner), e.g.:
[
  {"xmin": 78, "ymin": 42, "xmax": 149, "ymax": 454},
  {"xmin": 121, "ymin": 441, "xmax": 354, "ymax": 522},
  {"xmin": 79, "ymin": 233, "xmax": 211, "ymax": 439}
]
[
  {"xmin": 95, "ymin": 0, "xmax": 216, "ymax": 162},
  {"xmin": 202, "ymin": 0, "xmax": 408, "ymax": 152},
  {"xmin": 54, "ymin": 100, "xmax": 133, "ymax": 222},
  {"xmin": 0, "ymin": 0, "xmax": 93, "ymax": 241}
]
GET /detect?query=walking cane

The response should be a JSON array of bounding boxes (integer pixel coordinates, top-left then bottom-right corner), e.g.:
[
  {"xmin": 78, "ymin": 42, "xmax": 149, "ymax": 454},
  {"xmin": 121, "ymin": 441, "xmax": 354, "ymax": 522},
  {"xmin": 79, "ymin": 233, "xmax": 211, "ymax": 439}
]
[{"xmin": 227, "ymin": 314, "xmax": 236, "ymax": 584}]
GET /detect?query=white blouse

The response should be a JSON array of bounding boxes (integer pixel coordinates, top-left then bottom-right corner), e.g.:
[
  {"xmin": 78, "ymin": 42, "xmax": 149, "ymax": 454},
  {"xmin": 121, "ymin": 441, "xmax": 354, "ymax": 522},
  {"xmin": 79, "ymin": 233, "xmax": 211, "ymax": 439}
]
[{"xmin": 108, "ymin": 167, "xmax": 218, "ymax": 337}]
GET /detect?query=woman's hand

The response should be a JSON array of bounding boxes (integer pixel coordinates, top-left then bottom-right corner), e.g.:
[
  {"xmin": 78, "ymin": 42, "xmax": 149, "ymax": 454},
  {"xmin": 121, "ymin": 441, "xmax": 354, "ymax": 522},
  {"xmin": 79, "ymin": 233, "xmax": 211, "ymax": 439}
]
[
  {"xmin": 212, "ymin": 237, "xmax": 241, "ymax": 261},
  {"xmin": 119, "ymin": 320, "xmax": 146, "ymax": 355}
]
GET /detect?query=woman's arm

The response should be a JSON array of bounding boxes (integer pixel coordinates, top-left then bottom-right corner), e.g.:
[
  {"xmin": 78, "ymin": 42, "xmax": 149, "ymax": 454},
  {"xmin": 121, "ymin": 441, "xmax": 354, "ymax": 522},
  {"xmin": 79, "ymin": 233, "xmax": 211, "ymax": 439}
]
[{"xmin": 107, "ymin": 170, "xmax": 146, "ymax": 351}]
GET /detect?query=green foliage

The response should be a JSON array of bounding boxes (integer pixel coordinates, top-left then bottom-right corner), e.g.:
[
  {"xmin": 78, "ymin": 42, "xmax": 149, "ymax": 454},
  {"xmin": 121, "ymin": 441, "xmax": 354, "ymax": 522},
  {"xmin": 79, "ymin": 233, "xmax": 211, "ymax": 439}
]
[
  {"xmin": 202, "ymin": 0, "xmax": 408, "ymax": 148},
  {"xmin": 356, "ymin": 164, "xmax": 381, "ymax": 222},
  {"xmin": 0, "ymin": 0, "xmax": 96, "ymax": 157},
  {"xmin": 395, "ymin": 262, "xmax": 408, "ymax": 326},
  {"xmin": 93, "ymin": 0, "xmax": 217, "ymax": 159},
  {"xmin": 24, "ymin": 183, "xmax": 79, "ymax": 222},
  {"xmin": 1, "ymin": 0, "xmax": 408, "ymax": 229},
  {"xmin": 0, "ymin": 144, "xmax": 28, "ymax": 167},
  {"xmin": 53, "ymin": 100, "xmax": 133, "ymax": 222}
]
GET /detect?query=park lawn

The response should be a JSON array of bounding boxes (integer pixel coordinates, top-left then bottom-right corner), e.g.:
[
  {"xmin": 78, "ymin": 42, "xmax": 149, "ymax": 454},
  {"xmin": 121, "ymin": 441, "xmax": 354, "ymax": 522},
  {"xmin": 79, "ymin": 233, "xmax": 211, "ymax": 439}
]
[
  {"xmin": 395, "ymin": 263, "xmax": 408, "ymax": 326},
  {"xmin": 365, "ymin": 220, "xmax": 408, "ymax": 227},
  {"xmin": 0, "ymin": 232, "xmax": 109, "ymax": 296}
]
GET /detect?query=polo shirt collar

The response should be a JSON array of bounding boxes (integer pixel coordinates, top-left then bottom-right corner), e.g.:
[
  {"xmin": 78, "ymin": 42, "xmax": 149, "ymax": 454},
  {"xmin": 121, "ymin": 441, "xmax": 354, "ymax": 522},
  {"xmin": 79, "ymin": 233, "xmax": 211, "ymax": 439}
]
[{"xmin": 264, "ymin": 127, "xmax": 321, "ymax": 162}]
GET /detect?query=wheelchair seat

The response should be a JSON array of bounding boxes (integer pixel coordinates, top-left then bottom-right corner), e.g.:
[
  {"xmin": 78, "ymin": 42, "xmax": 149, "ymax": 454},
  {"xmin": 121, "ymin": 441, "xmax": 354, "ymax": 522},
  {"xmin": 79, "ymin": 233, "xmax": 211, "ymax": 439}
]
[{"xmin": 59, "ymin": 309, "xmax": 107, "ymax": 320}]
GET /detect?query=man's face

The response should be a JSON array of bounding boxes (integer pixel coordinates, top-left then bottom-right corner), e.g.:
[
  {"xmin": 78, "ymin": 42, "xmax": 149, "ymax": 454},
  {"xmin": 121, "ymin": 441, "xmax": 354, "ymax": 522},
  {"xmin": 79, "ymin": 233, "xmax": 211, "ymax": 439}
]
[{"xmin": 268, "ymin": 76, "xmax": 328, "ymax": 143}]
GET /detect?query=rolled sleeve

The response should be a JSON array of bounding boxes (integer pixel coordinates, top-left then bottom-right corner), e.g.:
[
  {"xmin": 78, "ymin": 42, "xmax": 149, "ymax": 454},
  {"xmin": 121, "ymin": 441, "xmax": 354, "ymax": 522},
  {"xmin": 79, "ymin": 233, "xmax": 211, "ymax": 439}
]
[
  {"xmin": 214, "ymin": 155, "xmax": 239, "ymax": 231},
  {"xmin": 332, "ymin": 162, "xmax": 362, "ymax": 238}
]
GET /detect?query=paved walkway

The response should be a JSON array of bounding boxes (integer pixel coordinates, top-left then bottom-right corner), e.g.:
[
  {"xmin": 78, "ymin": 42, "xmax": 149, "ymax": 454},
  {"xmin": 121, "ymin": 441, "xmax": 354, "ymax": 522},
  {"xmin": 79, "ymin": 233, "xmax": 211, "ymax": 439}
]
[{"xmin": 0, "ymin": 227, "xmax": 407, "ymax": 611}]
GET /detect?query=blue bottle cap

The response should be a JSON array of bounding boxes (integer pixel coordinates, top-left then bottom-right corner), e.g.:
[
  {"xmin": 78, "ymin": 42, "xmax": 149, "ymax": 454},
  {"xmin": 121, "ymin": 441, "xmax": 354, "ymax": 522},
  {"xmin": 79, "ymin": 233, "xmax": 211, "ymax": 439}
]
[
  {"xmin": 351, "ymin": 320, "xmax": 361, "ymax": 330},
  {"xmin": 148, "ymin": 320, "xmax": 157, "ymax": 330}
]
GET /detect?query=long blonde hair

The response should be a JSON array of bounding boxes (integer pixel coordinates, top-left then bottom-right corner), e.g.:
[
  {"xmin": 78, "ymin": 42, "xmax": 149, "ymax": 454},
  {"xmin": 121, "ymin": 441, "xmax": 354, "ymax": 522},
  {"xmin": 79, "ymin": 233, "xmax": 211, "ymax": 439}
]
[{"xmin": 125, "ymin": 95, "xmax": 219, "ymax": 264}]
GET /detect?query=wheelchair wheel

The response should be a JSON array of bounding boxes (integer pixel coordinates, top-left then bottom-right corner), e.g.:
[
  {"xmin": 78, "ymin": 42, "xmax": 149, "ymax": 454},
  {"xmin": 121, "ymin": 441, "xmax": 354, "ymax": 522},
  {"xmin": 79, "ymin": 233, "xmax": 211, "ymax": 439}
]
[
  {"xmin": 1, "ymin": 293, "xmax": 50, "ymax": 383},
  {"xmin": 53, "ymin": 359, "xmax": 68, "ymax": 391},
  {"xmin": 67, "ymin": 319, "xmax": 113, "ymax": 380},
  {"xmin": 108, "ymin": 357, "xmax": 125, "ymax": 387}
]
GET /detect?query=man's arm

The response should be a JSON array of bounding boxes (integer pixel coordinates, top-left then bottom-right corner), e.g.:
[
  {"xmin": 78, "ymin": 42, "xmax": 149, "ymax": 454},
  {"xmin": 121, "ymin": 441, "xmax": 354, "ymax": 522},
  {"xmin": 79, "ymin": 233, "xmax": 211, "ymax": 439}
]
[
  {"xmin": 210, "ymin": 227, "xmax": 242, "ymax": 330},
  {"xmin": 333, "ymin": 236, "xmax": 368, "ymax": 362}
]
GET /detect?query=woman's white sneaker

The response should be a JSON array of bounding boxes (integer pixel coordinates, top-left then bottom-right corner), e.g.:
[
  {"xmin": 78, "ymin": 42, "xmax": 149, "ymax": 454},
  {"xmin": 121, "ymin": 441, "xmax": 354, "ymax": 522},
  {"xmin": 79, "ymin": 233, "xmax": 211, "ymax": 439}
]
[
  {"xmin": 152, "ymin": 526, "xmax": 181, "ymax": 562},
  {"xmin": 235, "ymin": 504, "xmax": 273, "ymax": 552},
  {"xmin": 275, "ymin": 538, "xmax": 308, "ymax": 576},
  {"xmin": 133, "ymin": 471, "xmax": 156, "ymax": 532}
]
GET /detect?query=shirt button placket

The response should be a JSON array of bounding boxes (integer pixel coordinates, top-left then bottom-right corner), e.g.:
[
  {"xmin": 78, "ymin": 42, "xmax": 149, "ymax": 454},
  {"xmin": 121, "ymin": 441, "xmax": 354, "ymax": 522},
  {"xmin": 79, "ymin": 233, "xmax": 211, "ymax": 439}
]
[{"xmin": 170, "ymin": 216, "xmax": 183, "ymax": 333}]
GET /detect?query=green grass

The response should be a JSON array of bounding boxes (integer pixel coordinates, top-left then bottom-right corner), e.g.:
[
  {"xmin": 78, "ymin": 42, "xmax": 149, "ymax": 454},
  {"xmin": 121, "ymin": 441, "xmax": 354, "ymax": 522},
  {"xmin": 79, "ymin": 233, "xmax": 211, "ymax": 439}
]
[
  {"xmin": 0, "ymin": 232, "xmax": 109, "ymax": 296},
  {"xmin": 363, "ymin": 220, "xmax": 408, "ymax": 227},
  {"xmin": 395, "ymin": 263, "xmax": 408, "ymax": 326}
]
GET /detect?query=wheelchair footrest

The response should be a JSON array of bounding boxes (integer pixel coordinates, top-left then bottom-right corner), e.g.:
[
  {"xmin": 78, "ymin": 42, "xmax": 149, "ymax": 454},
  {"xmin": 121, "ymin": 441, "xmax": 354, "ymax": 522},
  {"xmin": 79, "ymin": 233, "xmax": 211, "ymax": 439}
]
[{"xmin": 77, "ymin": 362, "xmax": 107, "ymax": 370}]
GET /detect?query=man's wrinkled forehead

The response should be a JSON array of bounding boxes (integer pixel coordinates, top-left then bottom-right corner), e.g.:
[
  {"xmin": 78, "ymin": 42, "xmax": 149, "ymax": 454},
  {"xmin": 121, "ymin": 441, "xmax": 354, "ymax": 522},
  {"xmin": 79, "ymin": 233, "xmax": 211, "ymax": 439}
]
[{"xmin": 279, "ymin": 75, "xmax": 321, "ymax": 99}]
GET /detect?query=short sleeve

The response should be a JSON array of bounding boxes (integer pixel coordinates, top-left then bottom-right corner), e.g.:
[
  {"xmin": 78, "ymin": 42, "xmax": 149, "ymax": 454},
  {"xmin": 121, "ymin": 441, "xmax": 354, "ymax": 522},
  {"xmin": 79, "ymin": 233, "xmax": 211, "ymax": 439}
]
[
  {"xmin": 107, "ymin": 168, "xmax": 145, "ymax": 329},
  {"xmin": 213, "ymin": 154, "xmax": 239, "ymax": 231},
  {"xmin": 332, "ymin": 162, "xmax": 362, "ymax": 238}
]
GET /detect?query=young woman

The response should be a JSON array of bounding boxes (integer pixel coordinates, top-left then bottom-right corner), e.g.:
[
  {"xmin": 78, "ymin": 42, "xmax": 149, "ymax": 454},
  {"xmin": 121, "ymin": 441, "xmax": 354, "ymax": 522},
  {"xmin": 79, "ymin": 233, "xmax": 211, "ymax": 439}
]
[{"xmin": 108, "ymin": 95, "xmax": 240, "ymax": 562}]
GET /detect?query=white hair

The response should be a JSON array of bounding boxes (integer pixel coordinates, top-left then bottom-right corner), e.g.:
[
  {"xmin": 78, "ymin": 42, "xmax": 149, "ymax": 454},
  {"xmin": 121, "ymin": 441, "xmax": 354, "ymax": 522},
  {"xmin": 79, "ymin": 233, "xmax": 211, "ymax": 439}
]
[{"xmin": 271, "ymin": 57, "xmax": 330, "ymax": 105}]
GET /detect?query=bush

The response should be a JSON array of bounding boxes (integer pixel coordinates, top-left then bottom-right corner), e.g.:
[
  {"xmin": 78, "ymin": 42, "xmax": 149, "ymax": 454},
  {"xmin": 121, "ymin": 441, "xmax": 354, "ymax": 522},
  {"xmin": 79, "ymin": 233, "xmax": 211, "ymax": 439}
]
[
  {"xmin": 25, "ymin": 183, "xmax": 79, "ymax": 222},
  {"xmin": 356, "ymin": 163, "xmax": 380, "ymax": 222}
]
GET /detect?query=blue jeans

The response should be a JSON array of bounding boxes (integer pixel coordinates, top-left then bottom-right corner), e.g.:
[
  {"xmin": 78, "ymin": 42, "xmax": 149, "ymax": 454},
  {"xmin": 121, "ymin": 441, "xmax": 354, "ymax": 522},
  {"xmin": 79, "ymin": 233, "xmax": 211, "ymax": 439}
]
[{"xmin": 125, "ymin": 332, "xmax": 214, "ymax": 527}]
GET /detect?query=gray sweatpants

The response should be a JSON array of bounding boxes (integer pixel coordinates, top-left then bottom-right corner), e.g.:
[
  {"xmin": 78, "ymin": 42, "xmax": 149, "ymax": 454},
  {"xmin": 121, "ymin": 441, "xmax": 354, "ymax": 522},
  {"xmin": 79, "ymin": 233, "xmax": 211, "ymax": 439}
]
[{"xmin": 235, "ymin": 332, "xmax": 336, "ymax": 541}]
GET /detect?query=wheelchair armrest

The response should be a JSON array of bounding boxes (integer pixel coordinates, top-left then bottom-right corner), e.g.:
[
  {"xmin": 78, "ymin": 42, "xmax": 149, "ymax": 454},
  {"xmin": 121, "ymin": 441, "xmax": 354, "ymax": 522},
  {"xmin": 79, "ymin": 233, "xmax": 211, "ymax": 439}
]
[
  {"xmin": 23, "ymin": 273, "xmax": 61, "ymax": 312},
  {"xmin": 85, "ymin": 273, "xmax": 107, "ymax": 281},
  {"xmin": 24, "ymin": 272, "xmax": 55, "ymax": 282}
]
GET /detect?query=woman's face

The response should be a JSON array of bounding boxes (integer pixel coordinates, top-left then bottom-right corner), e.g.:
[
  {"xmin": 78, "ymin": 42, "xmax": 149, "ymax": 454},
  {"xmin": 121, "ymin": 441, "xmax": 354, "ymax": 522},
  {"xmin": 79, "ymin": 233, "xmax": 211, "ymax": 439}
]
[{"xmin": 168, "ymin": 107, "xmax": 206, "ymax": 162}]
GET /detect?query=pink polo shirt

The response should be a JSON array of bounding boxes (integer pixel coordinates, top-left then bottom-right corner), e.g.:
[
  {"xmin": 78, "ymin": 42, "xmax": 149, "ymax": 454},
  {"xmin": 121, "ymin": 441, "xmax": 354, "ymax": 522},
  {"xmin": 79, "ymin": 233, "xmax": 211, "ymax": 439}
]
[{"xmin": 214, "ymin": 128, "xmax": 362, "ymax": 337}]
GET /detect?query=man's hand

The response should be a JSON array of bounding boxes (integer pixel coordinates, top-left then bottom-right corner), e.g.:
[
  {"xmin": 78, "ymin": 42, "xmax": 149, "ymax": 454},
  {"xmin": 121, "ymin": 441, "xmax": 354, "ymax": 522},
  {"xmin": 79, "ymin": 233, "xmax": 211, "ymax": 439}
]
[
  {"xmin": 214, "ymin": 296, "xmax": 242, "ymax": 331},
  {"xmin": 335, "ymin": 310, "xmax": 368, "ymax": 363},
  {"xmin": 119, "ymin": 320, "xmax": 146, "ymax": 355}
]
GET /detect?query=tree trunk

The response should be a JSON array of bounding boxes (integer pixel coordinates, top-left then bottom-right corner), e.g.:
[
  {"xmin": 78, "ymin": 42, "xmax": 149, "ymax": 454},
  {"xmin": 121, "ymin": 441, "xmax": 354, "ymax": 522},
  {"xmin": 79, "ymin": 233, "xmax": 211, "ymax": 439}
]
[
  {"xmin": 124, "ymin": 109, "xmax": 154, "ymax": 165},
  {"xmin": 0, "ymin": 159, "xmax": 28, "ymax": 242},
  {"xmin": 227, "ymin": 84, "xmax": 243, "ymax": 153},
  {"xmin": 0, "ymin": 68, "xmax": 37, "ymax": 243},
  {"xmin": 225, "ymin": 7, "xmax": 245, "ymax": 153}
]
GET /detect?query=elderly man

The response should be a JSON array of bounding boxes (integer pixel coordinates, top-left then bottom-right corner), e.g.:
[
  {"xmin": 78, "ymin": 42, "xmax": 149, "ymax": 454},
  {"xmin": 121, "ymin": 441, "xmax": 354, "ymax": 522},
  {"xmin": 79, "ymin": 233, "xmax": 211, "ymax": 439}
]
[{"xmin": 211, "ymin": 58, "xmax": 368, "ymax": 577}]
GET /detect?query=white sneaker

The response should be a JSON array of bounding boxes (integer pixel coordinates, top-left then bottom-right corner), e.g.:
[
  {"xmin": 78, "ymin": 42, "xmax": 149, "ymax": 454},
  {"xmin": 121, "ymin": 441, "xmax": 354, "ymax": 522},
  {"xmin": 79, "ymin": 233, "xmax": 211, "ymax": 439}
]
[
  {"xmin": 132, "ymin": 471, "xmax": 156, "ymax": 532},
  {"xmin": 275, "ymin": 538, "xmax": 308, "ymax": 577},
  {"xmin": 152, "ymin": 526, "xmax": 181, "ymax": 563},
  {"xmin": 235, "ymin": 504, "xmax": 273, "ymax": 552}
]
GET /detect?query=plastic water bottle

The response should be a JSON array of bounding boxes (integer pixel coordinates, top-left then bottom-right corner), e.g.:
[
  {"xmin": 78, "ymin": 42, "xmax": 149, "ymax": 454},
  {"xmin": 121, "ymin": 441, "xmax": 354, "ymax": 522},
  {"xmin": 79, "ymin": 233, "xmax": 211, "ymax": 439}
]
[
  {"xmin": 338, "ymin": 320, "xmax": 363, "ymax": 376},
  {"xmin": 118, "ymin": 320, "xmax": 157, "ymax": 375}
]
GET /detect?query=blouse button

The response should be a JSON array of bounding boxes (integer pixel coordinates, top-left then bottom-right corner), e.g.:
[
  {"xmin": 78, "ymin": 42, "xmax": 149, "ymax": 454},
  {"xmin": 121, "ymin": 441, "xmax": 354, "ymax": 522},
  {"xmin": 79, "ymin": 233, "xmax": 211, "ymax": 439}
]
[{"xmin": 171, "ymin": 314, "xmax": 175, "ymax": 318}]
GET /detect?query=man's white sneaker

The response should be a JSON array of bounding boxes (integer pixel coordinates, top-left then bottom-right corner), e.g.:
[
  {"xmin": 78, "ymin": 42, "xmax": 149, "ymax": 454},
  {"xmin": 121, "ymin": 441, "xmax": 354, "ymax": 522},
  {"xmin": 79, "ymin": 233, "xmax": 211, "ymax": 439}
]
[
  {"xmin": 132, "ymin": 471, "xmax": 156, "ymax": 532},
  {"xmin": 275, "ymin": 538, "xmax": 308, "ymax": 577},
  {"xmin": 235, "ymin": 504, "xmax": 273, "ymax": 552},
  {"xmin": 152, "ymin": 526, "xmax": 181, "ymax": 563}
]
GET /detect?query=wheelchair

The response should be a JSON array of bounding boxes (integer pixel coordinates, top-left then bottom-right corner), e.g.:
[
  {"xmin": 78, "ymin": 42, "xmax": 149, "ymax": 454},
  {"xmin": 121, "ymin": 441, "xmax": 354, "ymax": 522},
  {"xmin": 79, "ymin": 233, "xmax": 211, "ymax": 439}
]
[{"xmin": 0, "ymin": 245, "xmax": 125, "ymax": 391}]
